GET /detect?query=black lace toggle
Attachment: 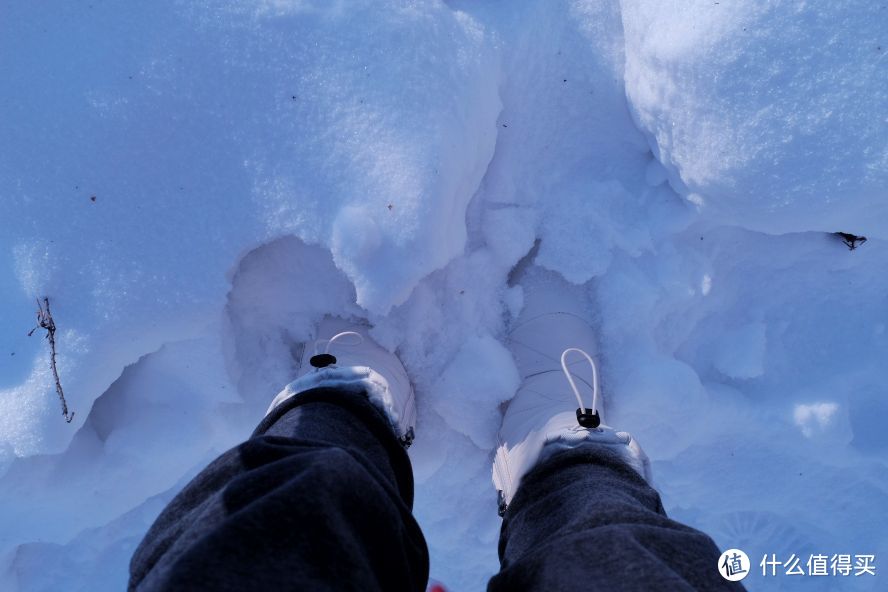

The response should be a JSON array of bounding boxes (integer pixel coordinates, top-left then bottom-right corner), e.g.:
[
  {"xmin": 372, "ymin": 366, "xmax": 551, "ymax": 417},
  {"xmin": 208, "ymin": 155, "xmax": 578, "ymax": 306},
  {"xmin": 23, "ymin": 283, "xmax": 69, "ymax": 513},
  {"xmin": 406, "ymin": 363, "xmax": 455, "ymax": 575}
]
[
  {"xmin": 576, "ymin": 407, "xmax": 600, "ymax": 428},
  {"xmin": 310, "ymin": 353, "xmax": 337, "ymax": 368}
]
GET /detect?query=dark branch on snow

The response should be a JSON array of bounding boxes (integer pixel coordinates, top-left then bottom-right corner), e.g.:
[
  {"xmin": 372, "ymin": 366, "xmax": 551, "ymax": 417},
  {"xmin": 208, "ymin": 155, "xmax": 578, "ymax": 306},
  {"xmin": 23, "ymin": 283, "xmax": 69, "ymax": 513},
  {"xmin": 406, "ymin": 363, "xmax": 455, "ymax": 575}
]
[
  {"xmin": 834, "ymin": 232, "xmax": 867, "ymax": 251},
  {"xmin": 28, "ymin": 297, "xmax": 74, "ymax": 423}
]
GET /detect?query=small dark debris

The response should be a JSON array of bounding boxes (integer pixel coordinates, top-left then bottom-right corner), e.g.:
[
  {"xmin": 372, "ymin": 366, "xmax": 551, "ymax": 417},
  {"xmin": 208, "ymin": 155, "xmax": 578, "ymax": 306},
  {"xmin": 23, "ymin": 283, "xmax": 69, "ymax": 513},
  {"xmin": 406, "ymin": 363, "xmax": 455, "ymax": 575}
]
[
  {"xmin": 700, "ymin": 236, "xmax": 704, "ymax": 240},
  {"xmin": 291, "ymin": 95, "xmax": 297, "ymax": 100},
  {"xmin": 502, "ymin": 123, "xmax": 508, "ymax": 128},
  {"xmin": 10, "ymin": 352, "xmax": 14, "ymax": 356},
  {"xmin": 562, "ymin": 79, "xmax": 567, "ymax": 83},
  {"xmin": 834, "ymin": 232, "xmax": 867, "ymax": 251},
  {"xmin": 459, "ymin": 290, "xmax": 465, "ymax": 295},
  {"xmin": 387, "ymin": 204, "xmax": 393, "ymax": 211},
  {"xmin": 90, "ymin": 195, "xmax": 96, "ymax": 202}
]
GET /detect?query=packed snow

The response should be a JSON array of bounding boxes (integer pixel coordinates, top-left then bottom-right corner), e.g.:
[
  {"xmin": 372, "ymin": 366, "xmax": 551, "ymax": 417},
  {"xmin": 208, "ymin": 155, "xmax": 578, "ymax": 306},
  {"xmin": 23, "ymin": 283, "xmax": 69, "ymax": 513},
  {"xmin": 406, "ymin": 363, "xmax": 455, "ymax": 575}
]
[{"xmin": 1, "ymin": 1, "xmax": 886, "ymax": 590}]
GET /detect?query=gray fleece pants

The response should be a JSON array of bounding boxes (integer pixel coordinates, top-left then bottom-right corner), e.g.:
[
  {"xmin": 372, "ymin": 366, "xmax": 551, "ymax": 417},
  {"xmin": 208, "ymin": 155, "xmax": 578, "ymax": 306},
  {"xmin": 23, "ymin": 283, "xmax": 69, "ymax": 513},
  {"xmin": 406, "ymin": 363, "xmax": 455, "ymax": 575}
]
[{"xmin": 130, "ymin": 387, "xmax": 743, "ymax": 591}]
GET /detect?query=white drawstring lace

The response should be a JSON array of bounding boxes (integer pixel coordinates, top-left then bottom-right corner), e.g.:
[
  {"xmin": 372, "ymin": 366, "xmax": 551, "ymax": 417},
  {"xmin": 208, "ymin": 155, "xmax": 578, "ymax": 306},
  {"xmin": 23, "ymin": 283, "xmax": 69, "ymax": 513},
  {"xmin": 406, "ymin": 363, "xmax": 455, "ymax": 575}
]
[
  {"xmin": 315, "ymin": 331, "xmax": 363, "ymax": 355},
  {"xmin": 560, "ymin": 347, "xmax": 599, "ymax": 416}
]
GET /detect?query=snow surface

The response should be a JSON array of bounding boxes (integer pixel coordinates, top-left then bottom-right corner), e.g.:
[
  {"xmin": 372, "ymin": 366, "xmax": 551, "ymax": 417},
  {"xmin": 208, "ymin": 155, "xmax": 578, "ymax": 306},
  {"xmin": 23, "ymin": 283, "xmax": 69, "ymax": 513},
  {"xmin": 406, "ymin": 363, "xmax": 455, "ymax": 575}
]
[{"xmin": 1, "ymin": 1, "xmax": 886, "ymax": 590}]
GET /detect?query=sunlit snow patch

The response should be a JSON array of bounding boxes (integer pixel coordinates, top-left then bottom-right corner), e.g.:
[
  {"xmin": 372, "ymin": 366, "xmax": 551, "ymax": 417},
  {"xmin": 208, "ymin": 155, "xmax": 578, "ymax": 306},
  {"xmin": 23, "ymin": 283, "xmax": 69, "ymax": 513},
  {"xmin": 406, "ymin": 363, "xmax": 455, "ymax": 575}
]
[{"xmin": 794, "ymin": 402, "xmax": 839, "ymax": 438}]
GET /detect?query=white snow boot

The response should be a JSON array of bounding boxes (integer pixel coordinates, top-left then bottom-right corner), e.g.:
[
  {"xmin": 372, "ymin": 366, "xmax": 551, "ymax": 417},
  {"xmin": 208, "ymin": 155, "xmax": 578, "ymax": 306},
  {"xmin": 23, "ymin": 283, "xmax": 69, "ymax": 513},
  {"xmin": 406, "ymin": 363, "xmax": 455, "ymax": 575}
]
[
  {"xmin": 493, "ymin": 272, "xmax": 651, "ymax": 515},
  {"xmin": 266, "ymin": 316, "xmax": 417, "ymax": 448}
]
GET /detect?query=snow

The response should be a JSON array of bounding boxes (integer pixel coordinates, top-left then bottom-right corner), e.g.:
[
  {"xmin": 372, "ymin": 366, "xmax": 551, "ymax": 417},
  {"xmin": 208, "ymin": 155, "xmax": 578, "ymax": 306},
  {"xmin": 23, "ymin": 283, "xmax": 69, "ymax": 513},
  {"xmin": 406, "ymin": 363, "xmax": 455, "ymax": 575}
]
[
  {"xmin": 1, "ymin": 1, "xmax": 886, "ymax": 591},
  {"xmin": 794, "ymin": 402, "xmax": 842, "ymax": 439},
  {"xmin": 622, "ymin": 0, "xmax": 888, "ymax": 235},
  {"xmin": 429, "ymin": 334, "xmax": 520, "ymax": 450},
  {"xmin": 711, "ymin": 322, "xmax": 767, "ymax": 380}
]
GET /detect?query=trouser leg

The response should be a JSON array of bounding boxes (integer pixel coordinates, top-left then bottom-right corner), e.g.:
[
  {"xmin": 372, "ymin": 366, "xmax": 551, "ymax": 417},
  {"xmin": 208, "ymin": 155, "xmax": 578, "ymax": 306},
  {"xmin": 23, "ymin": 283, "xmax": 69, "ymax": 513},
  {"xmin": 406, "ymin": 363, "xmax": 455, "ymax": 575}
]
[
  {"xmin": 488, "ymin": 443, "xmax": 744, "ymax": 591},
  {"xmin": 129, "ymin": 387, "xmax": 428, "ymax": 592}
]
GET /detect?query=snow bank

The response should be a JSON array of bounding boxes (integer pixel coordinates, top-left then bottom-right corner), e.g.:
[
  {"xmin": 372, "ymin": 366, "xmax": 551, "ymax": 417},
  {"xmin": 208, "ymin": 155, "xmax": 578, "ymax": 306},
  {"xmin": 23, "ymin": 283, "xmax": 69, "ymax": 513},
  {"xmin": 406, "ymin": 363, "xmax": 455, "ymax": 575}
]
[
  {"xmin": 622, "ymin": 0, "xmax": 888, "ymax": 235},
  {"xmin": 0, "ymin": 0, "xmax": 498, "ymax": 457}
]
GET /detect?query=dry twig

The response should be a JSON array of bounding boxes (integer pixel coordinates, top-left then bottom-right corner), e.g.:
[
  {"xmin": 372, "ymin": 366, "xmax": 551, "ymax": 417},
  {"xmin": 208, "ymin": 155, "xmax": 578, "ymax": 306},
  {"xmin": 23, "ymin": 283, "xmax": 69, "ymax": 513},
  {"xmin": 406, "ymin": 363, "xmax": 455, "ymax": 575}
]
[{"xmin": 28, "ymin": 297, "xmax": 74, "ymax": 423}]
